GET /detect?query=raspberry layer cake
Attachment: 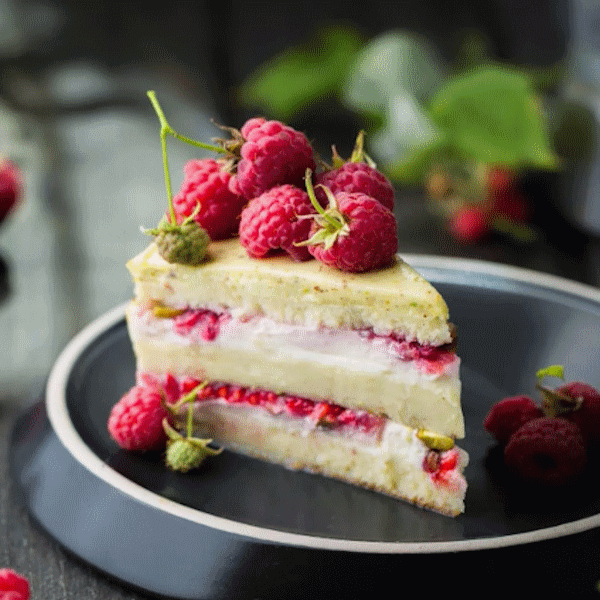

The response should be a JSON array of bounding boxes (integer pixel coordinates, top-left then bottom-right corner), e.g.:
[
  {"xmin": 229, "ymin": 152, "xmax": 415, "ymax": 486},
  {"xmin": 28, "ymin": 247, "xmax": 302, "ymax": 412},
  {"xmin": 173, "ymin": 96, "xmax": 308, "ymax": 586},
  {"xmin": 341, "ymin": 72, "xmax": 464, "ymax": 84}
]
[{"xmin": 125, "ymin": 238, "xmax": 468, "ymax": 516}]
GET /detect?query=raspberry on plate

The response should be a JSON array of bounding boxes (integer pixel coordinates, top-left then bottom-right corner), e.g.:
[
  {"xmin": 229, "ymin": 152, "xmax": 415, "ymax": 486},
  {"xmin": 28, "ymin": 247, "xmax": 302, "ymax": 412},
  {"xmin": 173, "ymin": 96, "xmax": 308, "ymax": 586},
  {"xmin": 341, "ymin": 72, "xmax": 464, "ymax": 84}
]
[
  {"xmin": 483, "ymin": 394, "xmax": 543, "ymax": 446},
  {"xmin": 239, "ymin": 184, "xmax": 315, "ymax": 261},
  {"xmin": 504, "ymin": 417, "xmax": 586, "ymax": 486},
  {"xmin": 171, "ymin": 158, "xmax": 246, "ymax": 240},
  {"xmin": 107, "ymin": 382, "xmax": 171, "ymax": 451},
  {"xmin": 555, "ymin": 381, "xmax": 600, "ymax": 446},
  {"xmin": 229, "ymin": 118, "xmax": 316, "ymax": 200}
]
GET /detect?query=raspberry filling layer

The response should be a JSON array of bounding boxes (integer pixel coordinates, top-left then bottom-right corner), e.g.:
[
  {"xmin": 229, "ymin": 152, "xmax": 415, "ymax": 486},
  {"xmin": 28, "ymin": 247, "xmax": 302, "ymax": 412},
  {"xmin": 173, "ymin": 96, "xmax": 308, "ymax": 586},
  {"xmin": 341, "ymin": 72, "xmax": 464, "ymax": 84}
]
[
  {"xmin": 144, "ymin": 371, "xmax": 386, "ymax": 435},
  {"xmin": 138, "ymin": 372, "xmax": 461, "ymax": 487},
  {"xmin": 140, "ymin": 306, "xmax": 457, "ymax": 376}
]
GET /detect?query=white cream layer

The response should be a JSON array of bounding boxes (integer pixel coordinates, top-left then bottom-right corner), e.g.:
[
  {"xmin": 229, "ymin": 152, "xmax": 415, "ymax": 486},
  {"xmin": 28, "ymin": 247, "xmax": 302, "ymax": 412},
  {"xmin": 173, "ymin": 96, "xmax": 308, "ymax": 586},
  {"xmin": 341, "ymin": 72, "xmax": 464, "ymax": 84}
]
[{"xmin": 129, "ymin": 305, "xmax": 459, "ymax": 383}]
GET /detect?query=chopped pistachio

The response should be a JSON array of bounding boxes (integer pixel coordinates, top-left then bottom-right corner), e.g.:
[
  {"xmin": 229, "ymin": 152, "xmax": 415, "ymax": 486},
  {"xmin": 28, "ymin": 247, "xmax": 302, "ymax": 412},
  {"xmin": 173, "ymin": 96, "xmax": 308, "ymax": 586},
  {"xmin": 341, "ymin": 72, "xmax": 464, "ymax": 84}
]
[
  {"xmin": 417, "ymin": 428, "xmax": 455, "ymax": 451},
  {"xmin": 153, "ymin": 305, "xmax": 186, "ymax": 318}
]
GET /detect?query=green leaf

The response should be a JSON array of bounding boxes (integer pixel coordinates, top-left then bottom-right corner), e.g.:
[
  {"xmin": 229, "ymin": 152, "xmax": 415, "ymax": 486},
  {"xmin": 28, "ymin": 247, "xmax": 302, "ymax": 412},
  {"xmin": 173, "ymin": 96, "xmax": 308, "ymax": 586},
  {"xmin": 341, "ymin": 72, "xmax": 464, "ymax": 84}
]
[
  {"xmin": 428, "ymin": 66, "xmax": 559, "ymax": 169},
  {"xmin": 343, "ymin": 30, "xmax": 447, "ymax": 116},
  {"xmin": 536, "ymin": 364, "xmax": 565, "ymax": 382},
  {"xmin": 237, "ymin": 24, "xmax": 365, "ymax": 121}
]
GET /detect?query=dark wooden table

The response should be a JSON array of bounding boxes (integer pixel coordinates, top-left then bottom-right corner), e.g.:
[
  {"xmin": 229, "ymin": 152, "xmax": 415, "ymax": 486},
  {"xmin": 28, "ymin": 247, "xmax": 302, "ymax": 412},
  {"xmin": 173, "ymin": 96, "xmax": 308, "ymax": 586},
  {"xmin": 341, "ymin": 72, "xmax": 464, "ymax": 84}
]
[{"xmin": 2, "ymin": 59, "xmax": 600, "ymax": 597}]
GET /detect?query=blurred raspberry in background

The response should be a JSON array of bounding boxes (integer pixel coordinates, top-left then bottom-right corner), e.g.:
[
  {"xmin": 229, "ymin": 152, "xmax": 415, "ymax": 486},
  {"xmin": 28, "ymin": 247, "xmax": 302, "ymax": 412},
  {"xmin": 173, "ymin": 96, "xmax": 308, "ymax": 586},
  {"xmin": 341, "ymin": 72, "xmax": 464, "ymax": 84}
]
[{"xmin": 0, "ymin": 160, "xmax": 21, "ymax": 226}]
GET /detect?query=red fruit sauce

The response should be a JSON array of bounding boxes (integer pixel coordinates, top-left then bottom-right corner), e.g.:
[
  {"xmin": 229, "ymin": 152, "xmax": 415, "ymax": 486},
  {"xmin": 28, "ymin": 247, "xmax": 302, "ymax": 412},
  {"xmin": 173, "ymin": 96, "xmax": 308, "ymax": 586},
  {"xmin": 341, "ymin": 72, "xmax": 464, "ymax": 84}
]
[{"xmin": 145, "ymin": 373, "xmax": 385, "ymax": 435}]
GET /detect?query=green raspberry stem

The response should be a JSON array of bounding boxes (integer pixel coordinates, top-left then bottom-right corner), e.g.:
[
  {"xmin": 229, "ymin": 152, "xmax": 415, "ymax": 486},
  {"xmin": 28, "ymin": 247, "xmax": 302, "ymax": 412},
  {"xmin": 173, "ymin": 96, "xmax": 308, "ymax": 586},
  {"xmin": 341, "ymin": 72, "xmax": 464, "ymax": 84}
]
[
  {"xmin": 186, "ymin": 400, "xmax": 194, "ymax": 437},
  {"xmin": 147, "ymin": 90, "xmax": 226, "ymax": 224},
  {"xmin": 304, "ymin": 168, "xmax": 344, "ymax": 230}
]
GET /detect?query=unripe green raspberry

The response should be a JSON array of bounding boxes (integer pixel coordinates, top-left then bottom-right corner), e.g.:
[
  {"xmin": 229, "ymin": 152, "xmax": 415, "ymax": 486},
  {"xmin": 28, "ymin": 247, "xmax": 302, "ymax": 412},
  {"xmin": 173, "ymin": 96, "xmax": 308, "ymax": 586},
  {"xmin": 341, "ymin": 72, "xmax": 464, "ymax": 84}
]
[
  {"xmin": 155, "ymin": 221, "xmax": 210, "ymax": 266},
  {"xmin": 162, "ymin": 415, "xmax": 222, "ymax": 473},
  {"xmin": 165, "ymin": 438, "xmax": 210, "ymax": 472}
]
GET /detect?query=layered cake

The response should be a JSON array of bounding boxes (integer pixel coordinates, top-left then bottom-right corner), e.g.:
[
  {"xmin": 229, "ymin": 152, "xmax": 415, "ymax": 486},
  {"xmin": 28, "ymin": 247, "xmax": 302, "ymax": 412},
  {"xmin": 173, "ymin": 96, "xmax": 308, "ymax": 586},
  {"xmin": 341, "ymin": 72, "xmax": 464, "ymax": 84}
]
[
  {"xmin": 111, "ymin": 93, "xmax": 468, "ymax": 516},
  {"xmin": 125, "ymin": 239, "xmax": 468, "ymax": 515}
]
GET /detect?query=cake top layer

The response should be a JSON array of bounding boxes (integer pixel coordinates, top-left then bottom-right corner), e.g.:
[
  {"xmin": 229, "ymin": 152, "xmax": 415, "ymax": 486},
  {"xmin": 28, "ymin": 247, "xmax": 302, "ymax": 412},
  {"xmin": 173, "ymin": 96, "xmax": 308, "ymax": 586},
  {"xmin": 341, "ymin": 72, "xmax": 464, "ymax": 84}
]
[{"xmin": 127, "ymin": 238, "xmax": 453, "ymax": 346}]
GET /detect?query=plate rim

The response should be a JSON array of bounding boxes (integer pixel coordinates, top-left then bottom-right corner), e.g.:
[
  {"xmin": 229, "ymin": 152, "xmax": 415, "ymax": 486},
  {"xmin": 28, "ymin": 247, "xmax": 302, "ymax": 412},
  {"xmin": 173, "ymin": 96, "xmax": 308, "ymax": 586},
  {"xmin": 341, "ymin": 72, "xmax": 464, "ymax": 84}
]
[{"xmin": 45, "ymin": 255, "xmax": 600, "ymax": 554}]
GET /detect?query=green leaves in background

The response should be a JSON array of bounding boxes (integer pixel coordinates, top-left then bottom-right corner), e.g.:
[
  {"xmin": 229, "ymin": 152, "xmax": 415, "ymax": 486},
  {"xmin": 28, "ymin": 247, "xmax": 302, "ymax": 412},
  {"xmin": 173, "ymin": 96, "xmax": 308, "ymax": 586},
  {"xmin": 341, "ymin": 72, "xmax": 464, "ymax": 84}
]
[
  {"xmin": 428, "ymin": 66, "xmax": 559, "ymax": 170},
  {"xmin": 238, "ymin": 25, "xmax": 560, "ymax": 184},
  {"xmin": 342, "ymin": 31, "xmax": 447, "ymax": 181},
  {"xmin": 342, "ymin": 31, "xmax": 561, "ymax": 182},
  {"xmin": 237, "ymin": 24, "xmax": 365, "ymax": 122}
]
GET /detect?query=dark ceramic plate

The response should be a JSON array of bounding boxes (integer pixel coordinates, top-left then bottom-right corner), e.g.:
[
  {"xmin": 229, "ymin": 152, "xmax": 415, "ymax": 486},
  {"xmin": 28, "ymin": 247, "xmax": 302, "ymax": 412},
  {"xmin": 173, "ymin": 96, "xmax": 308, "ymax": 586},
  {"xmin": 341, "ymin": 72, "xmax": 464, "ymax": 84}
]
[{"xmin": 10, "ymin": 256, "xmax": 600, "ymax": 599}]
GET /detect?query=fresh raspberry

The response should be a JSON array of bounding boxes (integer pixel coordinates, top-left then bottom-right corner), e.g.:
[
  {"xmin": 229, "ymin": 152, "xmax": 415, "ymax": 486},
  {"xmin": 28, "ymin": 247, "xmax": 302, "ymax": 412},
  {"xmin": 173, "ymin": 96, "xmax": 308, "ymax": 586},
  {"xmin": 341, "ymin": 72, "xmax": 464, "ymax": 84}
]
[
  {"xmin": 449, "ymin": 205, "xmax": 490, "ymax": 243},
  {"xmin": 306, "ymin": 190, "xmax": 398, "ymax": 272},
  {"xmin": 171, "ymin": 158, "xmax": 246, "ymax": 240},
  {"xmin": 504, "ymin": 417, "xmax": 586, "ymax": 486},
  {"xmin": 107, "ymin": 383, "xmax": 171, "ymax": 451},
  {"xmin": 492, "ymin": 186, "xmax": 531, "ymax": 223},
  {"xmin": 238, "ymin": 184, "xmax": 315, "ymax": 261},
  {"xmin": 483, "ymin": 395, "xmax": 543, "ymax": 446},
  {"xmin": 229, "ymin": 118, "xmax": 316, "ymax": 200},
  {"xmin": 0, "ymin": 160, "xmax": 21, "ymax": 225},
  {"xmin": 0, "ymin": 569, "xmax": 30, "ymax": 600},
  {"xmin": 315, "ymin": 162, "xmax": 395, "ymax": 211},
  {"xmin": 556, "ymin": 381, "xmax": 600, "ymax": 446}
]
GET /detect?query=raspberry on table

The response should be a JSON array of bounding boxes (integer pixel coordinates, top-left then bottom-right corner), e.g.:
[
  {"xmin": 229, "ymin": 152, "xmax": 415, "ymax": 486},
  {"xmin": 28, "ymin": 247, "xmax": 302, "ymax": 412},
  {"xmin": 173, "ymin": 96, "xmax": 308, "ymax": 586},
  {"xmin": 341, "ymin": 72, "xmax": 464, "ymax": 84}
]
[
  {"xmin": 306, "ymin": 190, "xmax": 398, "ymax": 273},
  {"xmin": 315, "ymin": 162, "xmax": 395, "ymax": 211},
  {"xmin": 107, "ymin": 383, "xmax": 171, "ymax": 451},
  {"xmin": 0, "ymin": 569, "xmax": 30, "ymax": 600},
  {"xmin": 483, "ymin": 394, "xmax": 543, "ymax": 446},
  {"xmin": 229, "ymin": 118, "xmax": 316, "ymax": 200},
  {"xmin": 171, "ymin": 158, "xmax": 246, "ymax": 240},
  {"xmin": 0, "ymin": 160, "xmax": 21, "ymax": 224},
  {"xmin": 556, "ymin": 381, "xmax": 600, "ymax": 446},
  {"xmin": 239, "ymin": 184, "xmax": 316, "ymax": 261},
  {"xmin": 504, "ymin": 417, "xmax": 586, "ymax": 486}
]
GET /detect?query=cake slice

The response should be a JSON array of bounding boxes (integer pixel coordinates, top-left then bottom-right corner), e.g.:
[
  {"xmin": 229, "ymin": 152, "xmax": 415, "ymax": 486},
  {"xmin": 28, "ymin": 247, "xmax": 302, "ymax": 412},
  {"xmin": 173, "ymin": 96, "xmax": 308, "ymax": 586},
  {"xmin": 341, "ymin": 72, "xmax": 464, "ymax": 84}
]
[
  {"xmin": 125, "ymin": 238, "xmax": 468, "ymax": 516},
  {"xmin": 114, "ymin": 93, "xmax": 468, "ymax": 516}
]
